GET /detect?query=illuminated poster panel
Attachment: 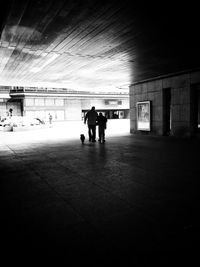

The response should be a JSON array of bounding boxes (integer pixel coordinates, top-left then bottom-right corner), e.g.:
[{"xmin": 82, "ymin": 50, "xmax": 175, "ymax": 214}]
[{"xmin": 136, "ymin": 101, "xmax": 151, "ymax": 131}]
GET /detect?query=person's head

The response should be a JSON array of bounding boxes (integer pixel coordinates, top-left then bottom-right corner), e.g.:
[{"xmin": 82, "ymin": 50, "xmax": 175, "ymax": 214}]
[
  {"xmin": 91, "ymin": 106, "xmax": 95, "ymax": 110},
  {"xmin": 99, "ymin": 112, "xmax": 102, "ymax": 116}
]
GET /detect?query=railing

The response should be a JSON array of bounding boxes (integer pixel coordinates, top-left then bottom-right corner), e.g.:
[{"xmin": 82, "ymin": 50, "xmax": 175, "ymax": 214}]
[{"xmin": 9, "ymin": 86, "xmax": 129, "ymax": 96}]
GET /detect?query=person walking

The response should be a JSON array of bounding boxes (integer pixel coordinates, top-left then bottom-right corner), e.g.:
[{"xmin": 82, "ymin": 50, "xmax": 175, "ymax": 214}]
[
  {"xmin": 48, "ymin": 113, "xmax": 53, "ymax": 127},
  {"xmin": 96, "ymin": 112, "xmax": 107, "ymax": 143},
  {"xmin": 84, "ymin": 106, "xmax": 98, "ymax": 142}
]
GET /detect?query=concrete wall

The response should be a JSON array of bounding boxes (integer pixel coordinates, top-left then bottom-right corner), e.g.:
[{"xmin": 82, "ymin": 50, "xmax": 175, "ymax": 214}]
[{"xmin": 130, "ymin": 70, "xmax": 200, "ymax": 137}]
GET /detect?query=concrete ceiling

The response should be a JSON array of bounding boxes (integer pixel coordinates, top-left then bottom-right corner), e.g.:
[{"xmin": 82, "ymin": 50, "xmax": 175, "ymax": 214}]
[{"xmin": 0, "ymin": 0, "xmax": 200, "ymax": 92}]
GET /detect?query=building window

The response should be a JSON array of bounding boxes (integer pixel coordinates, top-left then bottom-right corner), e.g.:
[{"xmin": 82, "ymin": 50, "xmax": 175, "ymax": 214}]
[
  {"xmin": 105, "ymin": 100, "xmax": 122, "ymax": 105},
  {"xmin": 25, "ymin": 98, "xmax": 34, "ymax": 106},
  {"xmin": 35, "ymin": 98, "xmax": 45, "ymax": 106},
  {"xmin": 55, "ymin": 99, "xmax": 64, "ymax": 106},
  {"xmin": 45, "ymin": 98, "xmax": 55, "ymax": 106}
]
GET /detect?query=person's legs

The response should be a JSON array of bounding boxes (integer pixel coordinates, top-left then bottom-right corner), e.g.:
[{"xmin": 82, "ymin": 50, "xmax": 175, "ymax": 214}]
[
  {"xmin": 98, "ymin": 127, "xmax": 101, "ymax": 142},
  {"xmin": 102, "ymin": 128, "xmax": 105, "ymax": 142},
  {"xmin": 88, "ymin": 125, "xmax": 92, "ymax": 141},
  {"xmin": 98, "ymin": 127, "xmax": 105, "ymax": 143},
  {"xmin": 91, "ymin": 125, "xmax": 96, "ymax": 142}
]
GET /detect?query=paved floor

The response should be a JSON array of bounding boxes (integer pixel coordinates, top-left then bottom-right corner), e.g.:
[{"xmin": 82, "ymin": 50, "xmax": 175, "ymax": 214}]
[{"xmin": 1, "ymin": 122, "xmax": 200, "ymax": 266}]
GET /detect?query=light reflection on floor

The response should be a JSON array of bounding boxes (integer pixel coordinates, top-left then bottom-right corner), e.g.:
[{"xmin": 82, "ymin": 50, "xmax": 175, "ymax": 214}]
[{"xmin": 0, "ymin": 119, "xmax": 130, "ymax": 145}]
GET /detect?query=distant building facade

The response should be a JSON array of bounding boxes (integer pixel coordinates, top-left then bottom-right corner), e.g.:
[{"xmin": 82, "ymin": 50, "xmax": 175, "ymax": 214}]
[{"xmin": 0, "ymin": 86, "xmax": 129, "ymax": 122}]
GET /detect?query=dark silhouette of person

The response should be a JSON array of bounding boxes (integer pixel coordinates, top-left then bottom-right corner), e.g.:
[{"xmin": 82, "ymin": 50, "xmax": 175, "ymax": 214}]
[
  {"xmin": 9, "ymin": 108, "xmax": 13, "ymax": 117},
  {"xmin": 84, "ymin": 106, "xmax": 98, "ymax": 142},
  {"xmin": 97, "ymin": 112, "xmax": 107, "ymax": 143}
]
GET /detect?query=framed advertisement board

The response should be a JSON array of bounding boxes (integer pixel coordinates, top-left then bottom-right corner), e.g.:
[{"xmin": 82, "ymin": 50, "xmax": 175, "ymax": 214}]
[{"xmin": 136, "ymin": 101, "xmax": 151, "ymax": 131}]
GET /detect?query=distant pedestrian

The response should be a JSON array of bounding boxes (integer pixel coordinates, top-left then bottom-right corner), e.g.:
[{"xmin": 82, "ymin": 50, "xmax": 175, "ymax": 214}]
[
  {"xmin": 96, "ymin": 112, "xmax": 107, "ymax": 143},
  {"xmin": 9, "ymin": 108, "xmax": 13, "ymax": 117},
  {"xmin": 48, "ymin": 113, "xmax": 53, "ymax": 126},
  {"xmin": 84, "ymin": 106, "xmax": 98, "ymax": 142}
]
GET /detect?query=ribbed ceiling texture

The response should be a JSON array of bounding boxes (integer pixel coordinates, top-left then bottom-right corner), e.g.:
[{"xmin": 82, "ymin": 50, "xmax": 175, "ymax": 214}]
[{"xmin": 0, "ymin": 0, "xmax": 199, "ymax": 92}]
